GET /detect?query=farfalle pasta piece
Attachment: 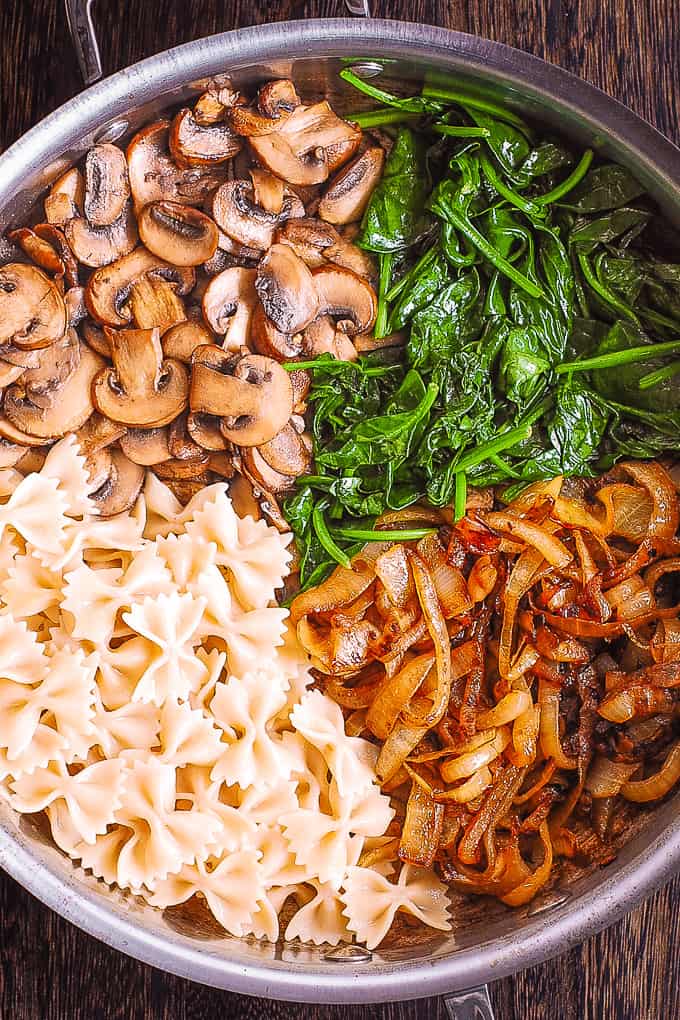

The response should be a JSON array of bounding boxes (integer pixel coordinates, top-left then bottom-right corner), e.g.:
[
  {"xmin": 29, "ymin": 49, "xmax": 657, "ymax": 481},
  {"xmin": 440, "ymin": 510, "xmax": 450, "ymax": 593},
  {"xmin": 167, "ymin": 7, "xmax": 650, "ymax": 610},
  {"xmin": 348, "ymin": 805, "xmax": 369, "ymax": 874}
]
[
  {"xmin": 0, "ymin": 678, "xmax": 47, "ymax": 760},
  {"xmin": 76, "ymin": 826, "xmax": 133, "ymax": 886},
  {"xmin": 141, "ymin": 474, "xmax": 216, "ymax": 541},
  {"xmin": 123, "ymin": 593, "xmax": 208, "ymax": 706},
  {"xmin": 10, "ymin": 757, "xmax": 124, "ymax": 844},
  {"xmin": 41, "ymin": 436, "xmax": 96, "ymax": 519},
  {"xmin": 209, "ymin": 673, "xmax": 288, "ymax": 789},
  {"xmin": 91, "ymin": 690, "xmax": 160, "ymax": 758},
  {"xmin": 0, "ymin": 468, "xmax": 23, "ymax": 498},
  {"xmin": 62, "ymin": 565, "xmax": 124, "ymax": 646},
  {"xmin": 1, "ymin": 552, "xmax": 63, "ymax": 620},
  {"xmin": 184, "ymin": 489, "xmax": 291, "ymax": 610},
  {"xmin": 118, "ymin": 543, "xmax": 174, "ymax": 602},
  {"xmin": 177, "ymin": 765, "xmax": 255, "ymax": 854},
  {"xmin": 190, "ymin": 648, "xmax": 227, "ymax": 711},
  {"xmin": 114, "ymin": 758, "xmax": 221, "ymax": 889},
  {"xmin": 149, "ymin": 850, "xmax": 265, "ymax": 937},
  {"xmin": 37, "ymin": 647, "xmax": 97, "ymax": 760},
  {"xmin": 157, "ymin": 699, "xmax": 224, "ymax": 767},
  {"xmin": 0, "ymin": 615, "xmax": 49, "ymax": 684},
  {"xmin": 96, "ymin": 635, "xmax": 157, "ymax": 710},
  {"xmin": 205, "ymin": 601, "xmax": 287, "ymax": 678},
  {"xmin": 285, "ymin": 880, "xmax": 350, "ymax": 946},
  {"xmin": 0, "ymin": 723, "xmax": 66, "ymax": 782},
  {"xmin": 0, "ymin": 472, "xmax": 69, "ymax": 557},
  {"xmin": 237, "ymin": 778, "xmax": 299, "ymax": 825},
  {"xmin": 0, "ymin": 530, "xmax": 22, "ymax": 587},
  {"xmin": 342, "ymin": 864, "xmax": 451, "ymax": 950},
  {"xmin": 290, "ymin": 690, "xmax": 378, "ymax": 800}
]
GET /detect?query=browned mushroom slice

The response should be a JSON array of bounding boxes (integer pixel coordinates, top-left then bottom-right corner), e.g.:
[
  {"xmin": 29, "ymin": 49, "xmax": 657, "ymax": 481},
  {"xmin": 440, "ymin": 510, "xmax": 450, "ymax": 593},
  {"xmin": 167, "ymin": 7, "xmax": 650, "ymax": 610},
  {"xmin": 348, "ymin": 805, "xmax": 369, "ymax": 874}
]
[
  {"xmin": 32, "ymin": 224, "xmax": 81, "ymax": 287},
  {"xmin": 168, "ymin": 413, "xmax": 209, "ymax": 462},
  {"xmin": 0, "ymin": 344, "xmax": 42, "ymax": 369},
  {"xmin": 82, "ymin": 320, "xmax": 111, "ymax": 357},
  {"xmin": 85, "ymin": 247, "xmax": 195, "ymax": 327},
  {"xmin": 190, "ymin": 346, "xmax": 293, "ymax": 447},
  {"xmin": 318, "ymin": 147, "xmax": 385, "ymax": 225},
  {"xmin": 162, "ymin": 319, "xmax": 213, "ymax": 362},
  {"xmin": 44, "ymin": 168, "xmax": 84, "ymax": 225},
  {"xmin": 275, "ymin": 217, "xmax": 376, "ymax": 281},
  {"xmin": 127, "ymin": 120, "xmax": 227, "ymax": 211},
  {"xmin": 229, "ymin": 472, "xmax": 262, "ymax": 519},
  {"xmin": 65, "ymin": 201, "xmax": 138, "ymax": 268},
  {"xmin": 128, "ymin": 274, "xmax": 187, "ymax": 332},
  {"xmin": 84, "ymin": 143, "xmax": 131, "ymax": 227},
  {"xmin": 202, "ymin": 267, "xmax": 257, "ymax": 350},
  {"xmin": 167, "ymin": 476, "xmax": 212, "ymax": 504},
  {"xmin": 229, "ymin": 79, "xmax": 300, "ymax": 137},
  {"xmin": 64, "ymin": 286, "xmax": 87, "ymax": 328},
  {"xmin": 312, "ymin": 264, "xmax": 377, "ymax": 335},
  {"xmin": 303, "ymin": 315, "xmax": 358, "ymax": 361},
  {"xmin": 137, "ymin": 201, "xmax": 219, "ymax": 267},
  {"xmin": 194, "ymin": 85, "xmax": 243, "ymax": 125},
  {"xmin": 211, "ymin": 180, "xmax": 303, "ymax": 251},
  {"xmin": 19, "ymin": 327, "xmax": 80, "ymax": 409},
  {"xmin": 289, "ymin": 368, "xmax": 311, "ymax": 413},
  {"xmin": 0, "ymin": 438, "xmax": 28, "ymax": 468},
  {"xmin": 0, "ymin": 363, "xmax": 26, "ymax": 388},
  {"xmin": 90, "ymin": 449, "xmax": 145, "ymax": 517},
  {"xmin": 16, "ymin": 447, "xmax": 50, "ymax": 472},
  {"xmin": 249, "ymin": 102, "xmax": 362, "ymax": 186},
  {"xmin": 354, "ymin": 330, "xmax": 407, "ymax": 354},
  {"xmin": 255, "ymin": 244, "xmax": 319, "ymax": 335},
  {"xmin": 207, "ymin": 451, "xmax": 235, "ymax": 478},
  {"xmin": 250, "ymin": 302, "xmax": 304, "ymax": 361},
  {"xmin": 241, "ymin": 445, "xmax": 295, "ymax": 495},
  {"xmin": 83, "ymin": 447, "xmax": 114, "ymax": 493},
  {"xmin": 74, "ymin": 411, "xmax": 127, "ymax": 457},
  {"xmin": 249, "ymin": 168, "xmax": 285, "ymax": 215},
  {"xmin": 4, "ymin": 343, "xmax": 104, "ymax": 439},
  {"xmin": 0, "ymin": 264, "xmax": 66, "ymax": 350},
  {"xmin": 93, "ymin": 326, "xmax": 189, "ymax": 427},
  {"xmin": 119, "ymin": 426, "xmax": 172, "ymax": 466},
  {"xmin": 169, "ymin": 109, "xmax": 242, "ymax": 167},
  {"xmin": 8, "ymin": 228, "xmax": 66, "ymax": 278},
  {"xmin": 186, "ymin": 412, "xmax": 228, "ymax": 451},
  {"xmin": 0, "ymin": 417, "xmax": 50, "ymax": 447},
  {"xmin": 258, "ymin": 421, "xmax": 312, "ymax": 477},
  {"xmin": 154, "ymin": 457, "xmax": 210, "ymax": 481}
]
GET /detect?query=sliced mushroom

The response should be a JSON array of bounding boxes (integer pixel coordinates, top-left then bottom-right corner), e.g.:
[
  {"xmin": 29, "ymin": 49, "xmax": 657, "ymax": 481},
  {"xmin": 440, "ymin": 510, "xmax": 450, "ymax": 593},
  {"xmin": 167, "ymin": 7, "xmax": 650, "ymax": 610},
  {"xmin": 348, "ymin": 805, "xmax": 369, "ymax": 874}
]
[
  {"xmin": 289, "ymin": 368, "xmax": 311, "ymax": 412},
  {"xmin": 20, "ymin": 327, "xmax": 80, "ymax": 409},
  {"xmin": 168, "ymin": 413, "xmax": 209, "ymax": 462},
  {"xmin": 119, "ymin": 426, "xmax": 172, "ymax": 466},
  {"xmin": 83, "ymin": 447, "xmax": 115, "ymax": 493},
  {"xmin": 90, "ymin": 448, "xmax": 145, "ymax": 517},
  {"xmin": 64, "ymin": 285, "xmax": 87, "ymax": 328},
  {"xmin": 126, "ymin": 121, "xmax": 227, "ymax": 211},
  {"xmin": 0, "ymin": 363, "xmax": 26, "ymax": 388},
  {"xmin": 65, "ymin": 201, "xmax": 138, "ymax": 268},
  {"xmin": 312, "ymin": 264, "xmax": 377, "ymax": 334},
  {"xmin": 8, "ymin": 228, "xmax": 66, "ymax": 278},
  {"xmin": 82, "ymin": 320, "xmax": 111, "ymax": 357},
  {"xmin": 186, "ymin": 412, "xmax": 228, "ymax": 451},
  {"xmin": 207, "ymin": 451, "xmax": 235, "ymax": 478},
  {"xmin": 276, "ymin": 217, "xmax": 376, "ymax": 281},
  {"xmin": 229, "ymin": 79, "xmax": 300, "ymax": 137},
  {"xmin": 255, "ymin": 244, "xmax": 319, "ymax": 334},
  {"xmin": 249, "ymin": 168, "xmax": 285, "ymax": 215},
  {"xmin": 0, "ymin": 438, "xmax": 28, "ymax": 468},
  {"xmin": 241, "ymin": 445, "xmax": 295, "ymax": 495},
  {"xmin": 190, "ymin": 346, "xmax": 293, "ymax": 447},
  {"xmin": 85, "ymin": 247, "xmax": 195, "ymax": 327},
  {"xmin": 0, "ymin": 344, "xmax": 42, "ymax": 368},
  {"xmin": 84, "ymin": 143, "xmax": 131, "ymax": 227},
  {"xmin": 16, "ymin": 446, "xmax": 50, "ymax": 472},
  {"xmin": 74, "ymin": 411, "xmax": 127, "ymax": 457},
  {"xmin": 250, "ymin": 301, "xmax": 304, "ymax": 361},
  {"xmin": 44, "ymin": 168, "xmax": 84, "ymax": 225},
  {"xmin": 249, "ymin": 102, "xmax": 362, "ymax": 186},
  {"xmin": 0, "ymin": 416, "xmax": 51, "ymax": 447},
  {"xmin": 318, "ymin": 147, "xmax": 385, "ymax": 225},
  {"xmin": 4, "ymin": 343, "xmax": 104, "ymax": 438},
  {"xmin": 169, "ymin": 109, "xmax": 242, "ymax": 166},
  {"xmin": 137, "ymin": 201, "xmax": 219, "ymax": 267},
  {"xmin": 0, "ymin": 264, "xmax": 66, "ymax": 349},
  {"xmin": 202, "ymin": 267, "xmax": 257, "ymax": 350},
  {"xmin": 167, "ymin": 476, "xmax": 212, "ymax": 504},
  {"xmin": 229, "ymin": 472, "xmax": 262, "ymax": 519},
  {"xmin": 303, "ymin": 315, "xmax": 358, "ymax": 361},
  {"xmin": 194, "ymin": 85, "xmax": 243, "ymax": 125},
  {"xmin": 128, "ymin": 274, "xmax": 187, "ymax": 332},
  {"xmin": 153, "ymin": 457, "xmax": 210, "ymax": 481},
  {"xmin": 93, "ymin": 326, "xmax": 189, "ymax": 427},
  {"xmin": 162, "ymin": 319, "xmax": 213, "ymax": 362},
  {"xmin": 211, "ymin": 180, "xmax": 304, "ymax": 251},
  {"xmin": 258, "ymin": 421, "xmax": 312, "ymax": 477}
]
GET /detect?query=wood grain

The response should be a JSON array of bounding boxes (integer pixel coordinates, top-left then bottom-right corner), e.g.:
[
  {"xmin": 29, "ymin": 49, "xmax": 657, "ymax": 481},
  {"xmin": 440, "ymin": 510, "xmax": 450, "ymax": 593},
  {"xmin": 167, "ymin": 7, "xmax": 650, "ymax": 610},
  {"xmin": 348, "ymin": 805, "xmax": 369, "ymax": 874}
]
[{"xmin": 1, "ymin": 1, "xmax": 679, "ymax": 1018}]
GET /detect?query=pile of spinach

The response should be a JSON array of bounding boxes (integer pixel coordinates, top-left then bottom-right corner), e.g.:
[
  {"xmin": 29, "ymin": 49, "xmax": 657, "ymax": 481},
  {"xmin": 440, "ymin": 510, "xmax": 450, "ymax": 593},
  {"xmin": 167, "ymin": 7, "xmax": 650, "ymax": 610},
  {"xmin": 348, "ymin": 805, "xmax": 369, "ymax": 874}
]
[{"xmin": 285, "ymin": 72, "xmax": 680, "ymax": 591}]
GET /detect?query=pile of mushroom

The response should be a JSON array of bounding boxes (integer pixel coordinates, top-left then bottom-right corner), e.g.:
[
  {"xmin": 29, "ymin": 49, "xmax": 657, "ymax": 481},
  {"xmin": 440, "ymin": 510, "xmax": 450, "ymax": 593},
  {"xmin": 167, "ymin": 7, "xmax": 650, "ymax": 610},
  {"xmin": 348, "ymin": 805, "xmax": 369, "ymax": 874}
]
[{"xmin": 0, "ymin": 78, "xmax": 385, "ymax": 522}]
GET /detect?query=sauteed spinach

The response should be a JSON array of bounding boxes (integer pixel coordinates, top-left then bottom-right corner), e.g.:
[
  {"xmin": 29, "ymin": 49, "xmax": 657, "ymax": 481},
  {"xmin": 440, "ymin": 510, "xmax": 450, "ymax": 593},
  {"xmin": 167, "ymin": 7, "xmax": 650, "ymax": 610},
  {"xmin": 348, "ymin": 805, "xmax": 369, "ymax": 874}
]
[{"xmin": 286, "ymin": 72, "xmax": 680, "ymax": 590}]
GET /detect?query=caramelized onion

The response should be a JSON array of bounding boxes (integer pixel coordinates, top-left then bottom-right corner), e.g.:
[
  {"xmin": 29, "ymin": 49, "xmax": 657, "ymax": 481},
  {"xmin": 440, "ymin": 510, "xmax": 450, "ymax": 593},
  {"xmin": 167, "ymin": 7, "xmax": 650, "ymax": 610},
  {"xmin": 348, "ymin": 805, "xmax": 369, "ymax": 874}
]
[{"xmin": 621, "ymin": 742, "xmax": 680, "ymax": 802}]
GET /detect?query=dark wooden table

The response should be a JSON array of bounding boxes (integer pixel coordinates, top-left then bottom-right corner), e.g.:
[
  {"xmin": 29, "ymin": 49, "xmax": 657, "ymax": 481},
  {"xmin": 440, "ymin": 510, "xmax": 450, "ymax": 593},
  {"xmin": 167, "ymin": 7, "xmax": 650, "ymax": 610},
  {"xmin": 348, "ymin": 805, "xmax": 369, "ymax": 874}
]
[{"xmin": 1, "ymin": 1, "xmax": 679, "ymax": 1017}]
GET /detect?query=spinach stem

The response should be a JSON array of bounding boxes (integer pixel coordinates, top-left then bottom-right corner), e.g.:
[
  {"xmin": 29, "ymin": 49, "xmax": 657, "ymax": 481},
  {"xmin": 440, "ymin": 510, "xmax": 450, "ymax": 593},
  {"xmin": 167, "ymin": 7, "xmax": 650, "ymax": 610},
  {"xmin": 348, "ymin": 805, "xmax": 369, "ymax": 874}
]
[
  {"xmin": 433, "ymin": 204, "xmax": 544, "ymax": 298},
  {"xmin": 556, "ymin": 338, "xmax": 680, "ymax": 374},
  {"xmin": 385, "ymin": 244, "xmax": 438, "ymax": 303},
  {"xmin": 330, "ymin": 526, "xmax": 437, "ymax": 542},
  {"xmin": 434, "ymin": 125, "xmax": 490, "ymax": 138},
  {"xmin": 454, "ymin": 471, "xmax": 467, "ymax": 521},
  {"xmin": 349, "ymin": 108, "xmax": 418, "ymax": 128},
  {"xmin": 341, "ymin": 69, "xmax": 439, "ymax": 113},
  {"xmin": 488, "ymin": 452, "xmax": 523, "ymax": 478},
  {"xmin": 375, "ymin": 253, "xmax": 394, "ymax": 338},
  {"xmin": 638, "ymin": 359, "xmax": 680, "ymax": 390},
  {"xmin": 637, "ymin": 305, "xmax": 680, "ymax": 334},
  {"xmin": 421, "ymin": 84, "xmax": 527, "ymax": 127},
  {"xmin": 312, "ymin": 503, "xmax": 352, "ymax": 569},
  {"xmin": 282, "ymin": 359, "xmax": 399, "ymax": 377},
  {"xmin": 535, "ymin": 149, "xmax": 594, "ymax": 206},
  {"xmin": 480, "ymin": 152, "xmax": 544, "ymax": 219},
  {"xmin": 577, "ymin": 252, "xmax": 640, "ymax": 324},
  {"xmin": 453, "ymin": 425, "xmax": 533, "ymax": 473}
]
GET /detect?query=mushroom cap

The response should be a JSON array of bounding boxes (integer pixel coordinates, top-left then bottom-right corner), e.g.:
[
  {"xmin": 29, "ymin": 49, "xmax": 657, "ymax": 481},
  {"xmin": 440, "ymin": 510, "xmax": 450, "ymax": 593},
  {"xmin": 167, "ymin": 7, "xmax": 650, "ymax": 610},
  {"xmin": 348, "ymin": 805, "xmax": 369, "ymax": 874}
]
[
  {"xmin": 276, "ymin": 217, "xmax": 376, "ymax": 281},
  {"xmin": 249, "ymin": 168, "xmax": 285, "ymax": 215},
  {"xmin": 154, "ymin": 456, "xmax": 210, "ymax": 481},
  {"xmin": 162, "ymin": 319, "xmax": 213, "ymax": 363},
  {"xmin": 64, "ymin": 285, "xmax": 88, "ymax": 328},
  {"xmin": 3, "ymin": 342, "xmax": 104, "ymax": 439},
  {"xmin": 241, "ymin": 445, "xmax": 295, "ymax": 495},
  {"xmin": 93, "ymin": 326, "xmax": 189, "ymax": 427},
  {"xmin": 169, "ymin": 108, "xmax": 242, "ymax": 166},
  {"xmin": 73, "ymin": 411, "xmax": 127, "ymax": 457},
  {"xmin": 0, "ymin": 416, "xmax": 51, "ymax": 447},
  {"xmin": 249, "ymin": 102, "xmax": 362, "ymax": 186},
  {"xmin": 303, "ymin": 315, "xmax": 358, "ymax": 361},
  {"xmin": 44, "ymin": 168, "xmax": 84, "ymax": 226},
  {"xmin": 312, "ymin": 264, "xmax": 377, "ymax": 335},
  {"xmin": 20, "ymin": 327, "xmax": 81, "ymax": 408},
  {"xmin": 65, "ymin": 201, "xmax": 138, "ymax": 268},
  {"xmin": 0, "ymin": 344, "xmax": 41, "ymax": 369},
  {"xmin": 0, "ymin": 362, "xmax": 26, "ymax": 388},
  {"xmin": 318, "ymin": 147, "xmax": 385, "ymax": 225},
  {"xmin": 255, "ymin": 244, "xmax": 319, "ymax": 335},
  {"xmin": 168, "ymin": 412, "xmax": 209, "ymax": 462},
  {"xmin": 228, "ymin": 473, "xmax": 262, "ymax": 520},
  {"xmin": 258, "ymin": 79, "xmax": 300, "ymax": 119},
  {"xmin": 194, "ymin": 84, "xmax": 244, "ymax": 125},
  {"xmin": 126, "ymin": 120, "xmax": 226, "ymax": 211},
  {"xmin": 250, "ymin": 301, "xmax": 304, "ymax": 362},
  {"xmin": 8, "ymin": 227, "xmax": 67, "ymax": 279},
  {"xmin": 84, "ymin": 143, "xmax": 131, "ymax": 227},
  {"xmin": 90, "ymin": 448, "xmax": 145, "ymax": 517},
  {"xmin": 202, "ymin": 266, "xmax": 257, "ymax": 338},
  {"xmin": 85, "ymin": 247, "xmax": 195, "ymax": 327},
  {"xmin": 119, "ymin": 426, "xmax": 172, "ymax": 465},
  {"xmin": 128, "ymin": 273, "xmax": 188, "ymax": 332},
  {"xmin": 186, "ymin": 411, "xmax": 228, "ymax": 451},
  {"xmin": 190, "ymin": 346, "xmax": 293, "ymax": 447},
  {"xmin": 258, "ymin": 421, "xmax": 312, "ymax": 477},
  {"xmin": 0, "ymin": 439, "xmax": 29, "ymax": 468},
  {"xmin": 138, "ymin": 201, "xmax": 219, "ymax": 267},
  {"xmin": 33, "ymin": 224, "xmax": 81, "ymax": 287},
  {"xmin": 211, "ymin": 180, "xmax": 304, "ymax": 251},
  {"xmin": 0, "ymin": 264, "xmax": 66, "ymax": 350}
]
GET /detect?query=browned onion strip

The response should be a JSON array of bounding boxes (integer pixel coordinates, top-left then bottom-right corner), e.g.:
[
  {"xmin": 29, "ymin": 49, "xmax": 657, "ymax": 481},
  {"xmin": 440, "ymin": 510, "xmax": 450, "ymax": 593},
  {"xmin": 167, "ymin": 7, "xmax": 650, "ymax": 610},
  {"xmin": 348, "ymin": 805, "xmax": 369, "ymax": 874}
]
[
  {"xmin": 644, "ymin": 557, "xmax": 680, "ymax": 592},
  {"xmin": 538, "ymin": 679, "xmax": 578, "ymax": 770},
  {"xmin": 623, "ymin": 459, "xmax": 679, "ymax": 546},
  {"xmin": 457, "ymin": 764, "xmax": 526, "ymax": 865},
  {"xmin": 595, "ymin": 483, "xmax": 653, "ymax": 543},
  {"xmin": 543, "ymin": 603, "xmax": 680, "ymax": 639},
  {"xmin": 621, "ymin": 742, "xmax": 680, "ymax": 802},
  {"xmin": 499, "ymin": 545, "xmax": 545, "ymax": 677},
  {"xmin": 400, "ymin": 552, "xmax": 451, "ymax": 728},
  {"xmin": 365, "ymin": 652, "xmax": 434, "ymax": 740},
  {"xmin": 374, "ymin": 543, "xmax": 413, "ymax": 608},
  {"xmin": 500, "ymin": 822, "xmax": 553, "ymax": 907},
  {"xmin": 585, "ymin": 755, "xmax": 639, "ymax": 798},
  {"xmin": 398, "ymin": 781, "xmax": 444, "ymax": 866},
  {"xmin": 483, "ymin": 512, "xmax": 572, "ymax": 568},
  {"xmin": 376, "ymin": 722, "xmax": 429, "ymax": 783},
  {"xmin": 290, "ymin": 559, "xmax": 375, "ymax": 624}
]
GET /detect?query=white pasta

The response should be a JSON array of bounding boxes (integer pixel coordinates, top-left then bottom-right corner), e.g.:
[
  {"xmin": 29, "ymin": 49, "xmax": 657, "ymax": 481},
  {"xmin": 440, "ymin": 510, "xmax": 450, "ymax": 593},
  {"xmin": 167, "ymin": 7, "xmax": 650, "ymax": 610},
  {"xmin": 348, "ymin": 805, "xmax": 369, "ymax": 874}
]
[{"xmin": 0, "ymin": 438, "xmax": 451, "ymax": 948}]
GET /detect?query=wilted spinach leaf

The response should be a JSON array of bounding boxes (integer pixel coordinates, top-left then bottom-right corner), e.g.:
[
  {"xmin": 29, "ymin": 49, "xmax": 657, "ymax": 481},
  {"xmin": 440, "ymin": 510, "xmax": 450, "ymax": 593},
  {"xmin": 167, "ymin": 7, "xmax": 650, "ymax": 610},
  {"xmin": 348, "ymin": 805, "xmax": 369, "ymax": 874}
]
[{"xmin": 358, "ymin": 128, "xmax": 431, "ymax": 252}]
